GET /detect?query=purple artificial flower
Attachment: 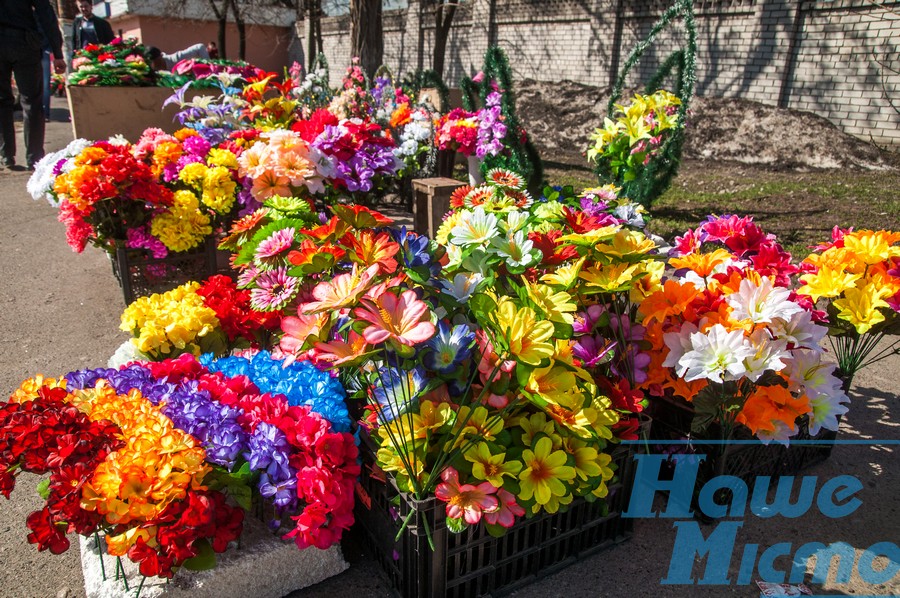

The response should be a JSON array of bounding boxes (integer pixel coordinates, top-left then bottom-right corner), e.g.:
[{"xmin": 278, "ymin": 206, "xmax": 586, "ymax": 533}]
[
  {"xmin": 182, "ymin": 135, "xmax": 211, "ymax": 158},
  {"xmin": 572, "ymin": 334, "xmax": 617, "ymax": 368}
]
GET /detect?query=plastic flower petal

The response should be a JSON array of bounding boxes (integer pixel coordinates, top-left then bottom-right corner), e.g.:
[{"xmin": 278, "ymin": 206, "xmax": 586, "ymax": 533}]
[{"xmin": 353, "ymin": 289, "xmax": 436, "ymax": 346}]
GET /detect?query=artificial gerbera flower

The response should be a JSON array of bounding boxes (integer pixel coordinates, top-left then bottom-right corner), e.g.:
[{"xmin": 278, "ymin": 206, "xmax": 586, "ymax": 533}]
[
  {"xmin": 249, "ymin": 267, "xmax": 300, "ymax": 311},
  {"xmin": 353, "ymin": 289, "xmax": 436, "ymax": 346},
  {"xmin": 371, "ymin": 366, "xmax": 426, "ymax": 422},
  {"xmin": 254, "ymin": 228, "xmax": 296, "ymax": 268},
  {"xmin": 486, "ymin": 168, "xmax": 525, "ymax": 191},
  {"xmin": 435, "ymin": 466, "xmax": 499, "ymax": 525}
]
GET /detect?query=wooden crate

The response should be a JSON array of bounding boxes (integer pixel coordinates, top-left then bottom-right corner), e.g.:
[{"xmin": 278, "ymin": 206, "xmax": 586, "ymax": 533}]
[
  {"xmin": 66, "ymin": 86, "xmax": 208, "ymax": 142},
  {"xmin": 412, "ymin": 177, "xmax": 465, "ymax": 239}
]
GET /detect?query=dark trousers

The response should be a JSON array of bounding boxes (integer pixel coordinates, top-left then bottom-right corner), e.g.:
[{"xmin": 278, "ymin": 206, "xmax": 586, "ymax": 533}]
[{"xmin": 0, "ymin": 27, "xmax": 46, "ymax": 167}]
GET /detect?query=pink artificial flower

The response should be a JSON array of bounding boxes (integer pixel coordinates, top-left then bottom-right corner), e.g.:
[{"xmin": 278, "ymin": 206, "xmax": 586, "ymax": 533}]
[
  {"xmin": 353, "ymin": 289, "xmax": 436, "ymax": 346},
  {"xmin": 301, "ymin": 264, "xmax": 380, "ymax": 314},
  {"xmin": 483, "ymin": 489, "xmax": 525, "ymax": 528},
  {"xmin": 671, "ymin": 227, "xmax": 704, "ymax": 257},
  {"xmin": 475, "ymin": 330, "xmax": 516, "ymax": 384},
  {"xmin": 434, "ymin": 466, "xmax": 499, "ymax": 525}
]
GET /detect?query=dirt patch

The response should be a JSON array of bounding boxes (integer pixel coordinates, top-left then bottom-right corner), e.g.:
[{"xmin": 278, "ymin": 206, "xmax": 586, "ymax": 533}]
[{"xmin": 516, "ymin": 79, "xmax": 897, "ymax": 171}]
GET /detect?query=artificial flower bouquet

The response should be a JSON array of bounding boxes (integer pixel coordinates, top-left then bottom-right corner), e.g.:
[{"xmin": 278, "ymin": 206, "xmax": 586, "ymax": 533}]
[
  {"xmin": 30, "ymin": 127, "xmax": 250, "ymax": 259},
  {"xmin": 435, "ymin": 174, "xmax": 661, "ymax": 440},
  {"xmin": 168, "ymin": 58, "xmax": 264, "ymax": 88},
  {"xmin": 116, "ymin": 276, "xmax": 281, "ymax": 363},
  {"xmin": 638, "ymin": 215, "xmax": 849, "ymax": 448},
  {"xmin": 289, "ymin": 59, "xmax": 333, "ymax": 117},
  {"xmin": 434, "ymin": 108, "xmax": 479, "ymax": 156},
  {"xmin": 1, "ymin": 350, "xmax": 356, "ymax": 582},
  {"xmin": 586, "ymin": 90, "xmax": 683, "ymax": 204},
  {"xmin": 796, "ymin": 227, "xmax": 900, "ymax": 390},
  {"xmin": 68, "ymin": 37, "xmax": 155, "ymax": 87}
]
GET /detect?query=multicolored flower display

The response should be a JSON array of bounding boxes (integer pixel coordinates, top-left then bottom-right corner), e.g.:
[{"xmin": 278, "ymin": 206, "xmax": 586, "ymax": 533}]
[{"xmin": 639, "ymin": 215, "xmax": 849, "ymax": 444}]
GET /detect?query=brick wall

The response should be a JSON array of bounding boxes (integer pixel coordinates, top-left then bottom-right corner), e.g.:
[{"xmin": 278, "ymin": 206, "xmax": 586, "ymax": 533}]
[{"xmin": 307, "ymin": 0, "xmax": 900, "ymax": 146}]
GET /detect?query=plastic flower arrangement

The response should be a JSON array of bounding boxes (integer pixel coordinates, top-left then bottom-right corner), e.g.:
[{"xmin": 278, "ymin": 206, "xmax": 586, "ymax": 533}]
[
  {"xmin": 167, "ymin": 58, "xmax": 263, "ymax": 89},
  {"xmin": 241, "ymin": 192, "xmax": 625, "ymax": 539},
  {"xmin": 68, "ymin": 37, "xmax": 155, "ymax": 87},
  {"xmin": 49, "ymin": 139, "xmax": 174, "ymax": 253},
  {"xmin": 796, "ymin": 227, "xmax": 900, "ymax": 389},
  {"xmin": 434, "ymin": 108, "xmax": 479, "ymax": 156},
  {"xmin": 2, "ymin": 376, "xmax": 239, "ymax": 579},
  {"xmin": 434, "ymin": 175, "xmax": 662, "ymax": 440},
  {"xmin": 1, "ymin": 352, "xmax": 358, "ymax": 580},
  {"xmin": 638, "ymin": 215, "xmax": 849, "ymax": 446},
  {"xmin": 389, "ymin": 102, "xmax": 436, "ymax": 176},
  {"xmin": 241, "ymin": 73, "xmax": 301, "ymax": 129},
  {"xmin": 290, "ymin": 58, "xmax": 333, "ymax": 117},
  {"xmin": 586, "ymin": 90, "xmax": 681, "ymax": 192}
]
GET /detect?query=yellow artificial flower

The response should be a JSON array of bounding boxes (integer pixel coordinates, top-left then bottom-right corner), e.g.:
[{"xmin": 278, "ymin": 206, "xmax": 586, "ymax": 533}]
[
  {"xmin": 540, "ymin": 257, "xmax": 586, "ymax": 290},
  {"xmin": 842, "ymin": 230, "xmax": 900, "ymax": 265},
  {"xmin": 489, "ymin": 298, "xmax": 555, "ymax": 366},
  {"xmin": 517, "ymin": 412, "xmax": 560, "ymax": 450},
  {"xmin": 207, "ymin": 148, "xmax": 239, "ymax": 169},
  {"xmin": 580, "ymin": 262, "xmax": 643, "ymax": 293},
  {"xmin": 594, "ymin": 229, "xmax": 658, "ymax": 261},
  {"xmin": 832, "ymin": 283, "xmax": 891, "ymax": 334},
  {"xmin": 518, "ymin": 436, "xmax": 576, "ymax": 513},
  {"xmin": 8, "ymin": 375, "xmax": 67, "ymax": 404},
  {"xmin": 526, "ymin": 362, "xmax": 582, "ymax": 408},
  {"xmin": 524, "ymin": 280, "xmax": 577, "ymax": 325},
  {"xmin": 201, "ymin": 165, "xmax": 237, "ymax": 213},
  {"xmin": 798, "ymin": 267, "xmax": 862, "ymax": 302},
  {"xmin": 465, "ymin": 442, "xmax": 523, "ymax": 488},
  {"xmin": 178, "ymin": 162, "xmax": 208, "ymax": 188}
]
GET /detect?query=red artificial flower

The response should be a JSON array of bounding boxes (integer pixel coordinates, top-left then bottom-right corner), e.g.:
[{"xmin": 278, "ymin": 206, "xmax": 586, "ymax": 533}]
[{"xmin": 26, "ymin": 508, "xmax": 70, "ymax": 554}]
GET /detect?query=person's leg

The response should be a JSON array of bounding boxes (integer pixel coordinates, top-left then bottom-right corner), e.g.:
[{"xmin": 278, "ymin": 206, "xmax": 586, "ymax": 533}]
[
  {"xmin": 41, "ymin": 50, "xmax": 51, "ymax": 121},
  {"xmin": 0, "ymin": 55, "xmax": 15, "ymax": 167},
  {"xmin": 13, "ymin": 49, "xmax": 45, "ymax": 168}
]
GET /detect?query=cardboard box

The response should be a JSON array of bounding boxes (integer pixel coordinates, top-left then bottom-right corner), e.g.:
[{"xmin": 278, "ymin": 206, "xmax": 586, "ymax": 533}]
[{"xmin": 66, "ymin": 86, "xmax": 209, "ymax": 142}]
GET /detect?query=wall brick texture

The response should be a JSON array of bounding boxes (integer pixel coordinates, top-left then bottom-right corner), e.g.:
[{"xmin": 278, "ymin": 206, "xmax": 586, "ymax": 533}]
[{"xmin": 306, "ymin": 0, "xmax": 900, "ymax": 146}]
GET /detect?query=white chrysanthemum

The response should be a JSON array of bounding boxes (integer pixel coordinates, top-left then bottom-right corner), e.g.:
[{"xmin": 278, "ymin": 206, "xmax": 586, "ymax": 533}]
[
  {"xmin": 678, "ymin": 323, "xmax": 754, "ymax": 383},
  {"xmin": 756, "ymin": 419, "xmax": 797, "ymax": 446},
  {"xmin": 662, "ymin": 321, "xmax": 699, "ymax": 369},
  {"xmin": 438, "ymin": 272, "xmax": 485, "ymax": 303},
  {"xmin": 450, "ymin": 206, "xmax": 500, "ymax": 246},
  {"xmin": 726, "ymin": 277, "xmax": 804, "ymax": 324},
  {"xmin": 107, "ymin": 134, "xmax": 129, "ymax": 146},
  {"xmin": 768, "ymin": 309, "xmax": 828, "ymax": 352},
  {"xmin": 743, "ymin": 329, "xmax": 789, "ymax": 382}
]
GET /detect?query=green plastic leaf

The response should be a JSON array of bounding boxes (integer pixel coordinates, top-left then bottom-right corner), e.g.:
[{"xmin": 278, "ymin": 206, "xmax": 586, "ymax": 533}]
[
  {"xmin": 228, "ymin": 484, "xmax": 253, "ymax": 511},
  {"xmin": 445, "ymin": 516, "xmax": 467, "ymax": 534},
  {"xmin": 36, "ymin": 479, "xmax": 50, "ymax": 500},
  {"xmin": 183, "ymin": 539, "xmax": 217, "ymax": 571},
  {"xmin": 485, "ymin": 522, "xmax": 508, "ymax": 538}
]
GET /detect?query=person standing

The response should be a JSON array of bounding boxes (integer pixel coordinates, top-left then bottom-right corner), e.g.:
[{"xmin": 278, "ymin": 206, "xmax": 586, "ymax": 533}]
[
  {"xmin": 0, "ymin": 0, "xmax": 66, "ymax": 171},
  {"xmin": 71, "ymin": 0, "xmax": 115, "ymax": 58}
]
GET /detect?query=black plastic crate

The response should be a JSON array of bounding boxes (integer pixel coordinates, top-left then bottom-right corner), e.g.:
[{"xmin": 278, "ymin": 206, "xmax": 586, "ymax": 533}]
[
  {"xmin": 647, "ymin": 392, "xmax": 839, "ymax": 486},
  {"xmin": 110, "ymin": 237, "xmax": 218, "ymax": 305},
  {"xmin": 354, "ymin": 439, "xmax": 636, "ymax": 598}
]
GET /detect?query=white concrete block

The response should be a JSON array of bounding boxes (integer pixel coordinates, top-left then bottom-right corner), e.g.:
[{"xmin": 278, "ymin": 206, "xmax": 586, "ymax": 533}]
[{"xmin": 79, "ymin": 516, "xmax": 348, "ymax": 598}]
